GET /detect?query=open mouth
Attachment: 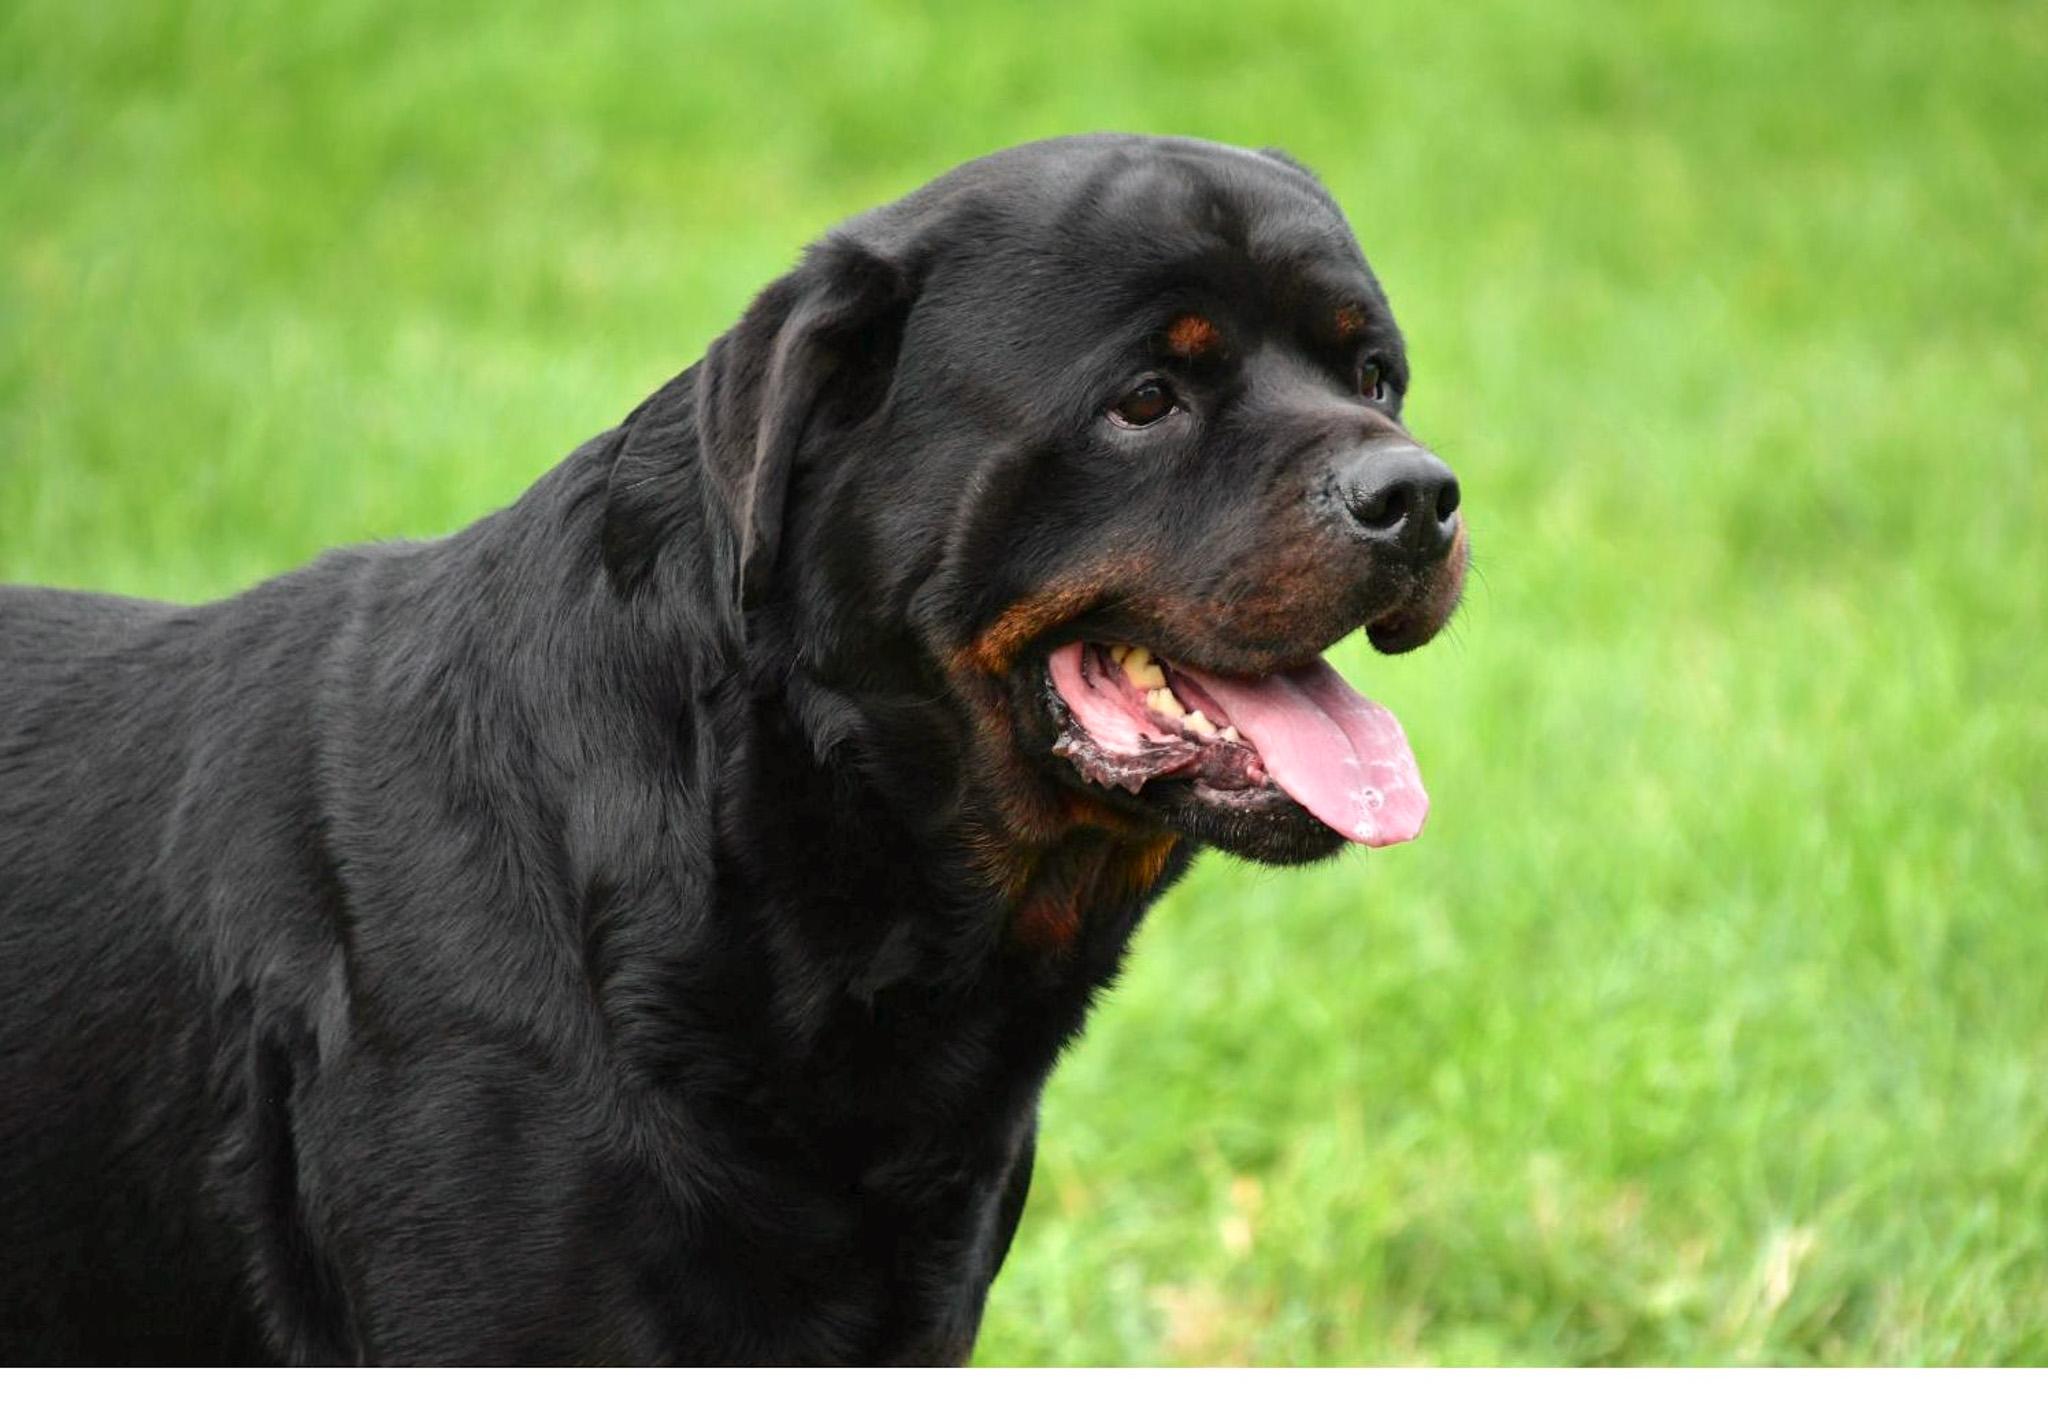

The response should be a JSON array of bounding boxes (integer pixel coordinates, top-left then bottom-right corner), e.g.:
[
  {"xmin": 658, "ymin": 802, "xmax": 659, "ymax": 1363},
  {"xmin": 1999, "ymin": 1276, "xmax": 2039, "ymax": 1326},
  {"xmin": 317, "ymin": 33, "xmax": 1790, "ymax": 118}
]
[{"xmin": 1046, "ymin": 642, "xmax": 1427, "ymax": 848}]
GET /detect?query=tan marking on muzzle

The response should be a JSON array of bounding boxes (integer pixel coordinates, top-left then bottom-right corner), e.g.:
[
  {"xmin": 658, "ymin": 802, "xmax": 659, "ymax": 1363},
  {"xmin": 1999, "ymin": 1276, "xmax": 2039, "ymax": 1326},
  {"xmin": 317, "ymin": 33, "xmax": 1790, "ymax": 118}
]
[{"xmin": 959, "ymin": 555, "xmax": 1156, "ymax": 678}]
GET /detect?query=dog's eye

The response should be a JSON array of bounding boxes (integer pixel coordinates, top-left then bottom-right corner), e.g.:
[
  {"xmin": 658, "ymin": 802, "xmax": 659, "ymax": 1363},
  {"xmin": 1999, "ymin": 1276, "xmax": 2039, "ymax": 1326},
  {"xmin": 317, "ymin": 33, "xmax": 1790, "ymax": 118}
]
[
  {"xmin": 1108, "ymin": 380, "xmax": 1177, "ymax": 429},
  {"xmin": 1358, "ymin": 359, "xmax": 1391, "ymax": 404}
]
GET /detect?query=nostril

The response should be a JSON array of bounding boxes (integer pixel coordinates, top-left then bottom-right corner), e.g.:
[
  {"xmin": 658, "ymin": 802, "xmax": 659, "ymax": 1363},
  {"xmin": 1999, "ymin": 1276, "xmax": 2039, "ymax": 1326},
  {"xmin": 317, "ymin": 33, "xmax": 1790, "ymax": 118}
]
[
  {"xmin": 1340, "ymin": 447, "xmax": 1457, "ymax": 541},
  {"xmin": 1354, "ymin": 486, "xmax": 1406, "ymax": 532}
]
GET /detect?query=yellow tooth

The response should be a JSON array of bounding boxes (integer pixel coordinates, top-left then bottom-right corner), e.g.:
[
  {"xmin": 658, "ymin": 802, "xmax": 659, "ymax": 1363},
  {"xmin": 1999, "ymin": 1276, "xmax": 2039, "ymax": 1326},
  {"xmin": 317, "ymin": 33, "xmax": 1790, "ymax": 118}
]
[
  {"xmin": 1219, "ymin": 725, "xmax": 1242, "ymax": 744},
  {"xmin": 1147, "ymin": 687, "xmax": 1186, "ymax": 719},
  {"xmin": 1123, "ymin": 646, "xmax": 1166, "ymax": 690},
  {"xmin": 1184, "ymin": 710, "xmax": 1216, "ymax": 737},
  {"xmin": 1109, "ymin": 644, "xmax": 1131, "ymax": 664}
]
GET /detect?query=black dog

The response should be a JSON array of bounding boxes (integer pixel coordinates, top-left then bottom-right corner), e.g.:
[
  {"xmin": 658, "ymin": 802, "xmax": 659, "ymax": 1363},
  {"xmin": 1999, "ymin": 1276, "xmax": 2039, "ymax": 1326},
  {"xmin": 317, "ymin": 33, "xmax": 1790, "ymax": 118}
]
[{"xmin": 0, "ymin": 135, "xmax": 1466, "ymax": 1364}]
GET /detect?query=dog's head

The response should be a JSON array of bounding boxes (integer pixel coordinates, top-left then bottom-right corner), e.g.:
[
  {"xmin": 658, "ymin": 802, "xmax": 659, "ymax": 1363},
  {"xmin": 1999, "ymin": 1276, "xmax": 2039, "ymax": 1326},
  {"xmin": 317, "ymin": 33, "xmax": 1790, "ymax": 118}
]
[{"xmin": 611, "ymin": 135, "xmax": 1467, "ymax": 869}]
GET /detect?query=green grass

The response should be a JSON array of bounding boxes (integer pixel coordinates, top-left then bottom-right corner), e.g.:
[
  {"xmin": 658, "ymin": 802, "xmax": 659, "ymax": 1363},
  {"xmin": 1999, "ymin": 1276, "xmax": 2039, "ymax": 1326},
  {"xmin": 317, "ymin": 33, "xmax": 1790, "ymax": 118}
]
[{"xmin": 5, "ymin": 0, "xmax": 2045, "ymax": 1366}]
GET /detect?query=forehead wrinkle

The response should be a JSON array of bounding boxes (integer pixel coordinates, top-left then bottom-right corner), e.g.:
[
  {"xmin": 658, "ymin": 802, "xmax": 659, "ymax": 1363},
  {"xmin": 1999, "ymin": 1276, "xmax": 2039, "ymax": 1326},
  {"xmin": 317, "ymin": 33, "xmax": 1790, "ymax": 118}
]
[
  {"xmin": 928, "ymin": 151, "xmax": 1389, "ymax": 384},
  {"xmin": 1057, "ymin": 147, "xmax": 1322, "ymax": 263},
  {"xmin": 1136, "ymin": 188, "xmax": 1375, "ymax": 338},
  {"xmin": 1245, "ymin": 204, "xmax": 1364, "ymax": 272},
  {"xmin": 996, "ymin": 143, "xmax": 1360, "ymax": 283}
]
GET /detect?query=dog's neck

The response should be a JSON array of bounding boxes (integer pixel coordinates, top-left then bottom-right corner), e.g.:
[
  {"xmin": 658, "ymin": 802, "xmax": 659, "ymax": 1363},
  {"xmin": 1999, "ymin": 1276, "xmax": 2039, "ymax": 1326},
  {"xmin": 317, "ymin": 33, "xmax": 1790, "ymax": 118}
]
[{"xmin": 404, "ymin": 430, "xmax": 1186, "ymax": 1128}]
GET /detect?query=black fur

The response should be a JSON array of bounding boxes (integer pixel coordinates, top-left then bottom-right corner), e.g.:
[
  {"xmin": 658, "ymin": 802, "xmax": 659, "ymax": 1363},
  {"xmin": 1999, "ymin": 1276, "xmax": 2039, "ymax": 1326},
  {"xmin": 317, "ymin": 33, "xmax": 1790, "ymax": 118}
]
[{"xmin": 0, "ymin": 135, "xmax": 1460, "ymax": 1364}]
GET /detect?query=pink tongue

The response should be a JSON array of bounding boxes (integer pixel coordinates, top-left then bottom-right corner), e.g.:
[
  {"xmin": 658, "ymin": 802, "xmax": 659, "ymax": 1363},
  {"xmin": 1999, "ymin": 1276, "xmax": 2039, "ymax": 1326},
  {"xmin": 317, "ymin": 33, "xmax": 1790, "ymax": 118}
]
[{"xmin": 1176, "ymin": 658, "xmax": 1429, "ymax": 847}]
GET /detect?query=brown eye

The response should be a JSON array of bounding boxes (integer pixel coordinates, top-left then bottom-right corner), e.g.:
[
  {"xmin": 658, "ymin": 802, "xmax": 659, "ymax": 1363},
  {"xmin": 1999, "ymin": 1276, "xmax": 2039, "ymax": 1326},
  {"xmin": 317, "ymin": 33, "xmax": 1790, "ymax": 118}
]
[
  {"xmin": 1109, "ymin": 379, "xmax": 1177, "ymax": 428},
  {"xmin": 1358, "ymin": 359, "xmax": 1390, "ymax": 403}
]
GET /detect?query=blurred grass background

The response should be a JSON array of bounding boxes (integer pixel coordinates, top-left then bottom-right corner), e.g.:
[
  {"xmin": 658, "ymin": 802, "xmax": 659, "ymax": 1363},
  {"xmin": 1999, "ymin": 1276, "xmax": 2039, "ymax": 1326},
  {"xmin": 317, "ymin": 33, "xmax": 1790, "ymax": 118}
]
[{"xmin": 4, "ymin": 0, "xmax": 2045, "ymax": 1366}]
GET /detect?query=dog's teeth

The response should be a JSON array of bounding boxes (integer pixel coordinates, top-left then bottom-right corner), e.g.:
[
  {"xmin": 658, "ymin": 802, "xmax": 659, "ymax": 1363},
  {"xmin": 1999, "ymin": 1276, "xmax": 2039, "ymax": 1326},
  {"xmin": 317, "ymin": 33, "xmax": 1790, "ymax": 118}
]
[
  {"xmin": 1219, "ymin": 725, "xmax": 1242, "ymax": 744},
  {"xmin": 1184, "ymin": 710, "xmax": 1216, "ymax": 738},
  {"xmin": 1123, "ymin": 646, "xmax": 1166, "ymax": 690},
  {"xmin": 1109, "ymin": 644, "xmax": 1131, "ymax": 664},
  {"xmin": 1147, "ymin": 687, "xmax": 1186, "ymax": 719}
]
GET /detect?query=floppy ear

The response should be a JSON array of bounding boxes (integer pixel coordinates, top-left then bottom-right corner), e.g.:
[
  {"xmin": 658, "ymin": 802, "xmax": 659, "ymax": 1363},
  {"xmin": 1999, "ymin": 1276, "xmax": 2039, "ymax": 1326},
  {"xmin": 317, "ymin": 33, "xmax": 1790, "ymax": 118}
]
[{"xmin": 603, "ymin": 237, "xmax": 913, "ymax": 612}]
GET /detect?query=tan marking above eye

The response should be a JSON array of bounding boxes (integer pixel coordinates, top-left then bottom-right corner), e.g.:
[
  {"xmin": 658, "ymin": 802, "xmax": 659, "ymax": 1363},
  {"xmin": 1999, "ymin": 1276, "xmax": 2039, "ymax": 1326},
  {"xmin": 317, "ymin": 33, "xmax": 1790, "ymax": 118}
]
[
  {"xmin": 1164, "ymin": 314, "xmax": 1222, "ymax": 359},
  {"xmin": 1334, "ymin": 305, "xmax": 1368, "ymax": 338}
]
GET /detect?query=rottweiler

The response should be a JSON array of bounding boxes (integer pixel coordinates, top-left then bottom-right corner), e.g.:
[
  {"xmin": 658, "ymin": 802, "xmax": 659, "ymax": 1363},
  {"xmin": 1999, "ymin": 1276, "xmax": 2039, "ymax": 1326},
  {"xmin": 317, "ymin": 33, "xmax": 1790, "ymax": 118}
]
[{"xmin": 0, "ymin": 134, "xmax": 1466, "ymax": 1364}]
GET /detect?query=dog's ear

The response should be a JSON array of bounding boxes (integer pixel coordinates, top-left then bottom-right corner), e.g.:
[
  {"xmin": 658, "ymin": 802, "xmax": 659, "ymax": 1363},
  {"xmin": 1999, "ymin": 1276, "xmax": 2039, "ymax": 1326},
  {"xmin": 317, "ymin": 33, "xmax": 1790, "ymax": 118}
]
[
  {"xmin": 603, "ymin": 236, "xmax": 913, "ymax": 612},
  {"xmin": 695, "ymin": 238, "xmax": 914, "ymax": 611}
]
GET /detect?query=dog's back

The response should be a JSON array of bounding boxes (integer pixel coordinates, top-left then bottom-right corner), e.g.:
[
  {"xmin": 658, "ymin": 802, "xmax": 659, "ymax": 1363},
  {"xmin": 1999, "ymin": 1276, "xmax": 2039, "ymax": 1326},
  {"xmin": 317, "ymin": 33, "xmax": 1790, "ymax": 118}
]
[{"xmin": 0, "ymin": 575, "xmax": 359, "ymax": 1361}]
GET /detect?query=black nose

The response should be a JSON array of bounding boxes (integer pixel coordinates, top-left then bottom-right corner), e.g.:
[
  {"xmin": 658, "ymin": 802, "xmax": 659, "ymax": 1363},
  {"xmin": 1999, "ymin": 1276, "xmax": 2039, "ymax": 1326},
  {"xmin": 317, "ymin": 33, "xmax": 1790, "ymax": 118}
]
[{"xmin": 1339, "ymin": 444, "xmax": 1461, "ymax": 563}]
